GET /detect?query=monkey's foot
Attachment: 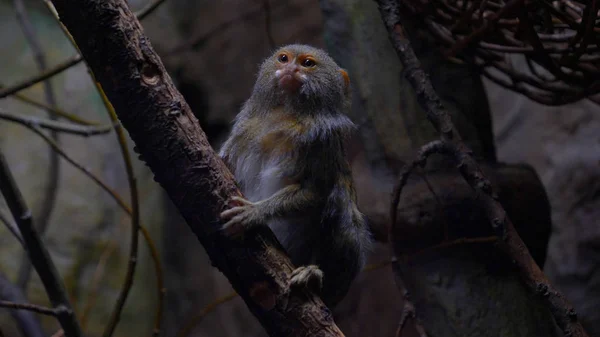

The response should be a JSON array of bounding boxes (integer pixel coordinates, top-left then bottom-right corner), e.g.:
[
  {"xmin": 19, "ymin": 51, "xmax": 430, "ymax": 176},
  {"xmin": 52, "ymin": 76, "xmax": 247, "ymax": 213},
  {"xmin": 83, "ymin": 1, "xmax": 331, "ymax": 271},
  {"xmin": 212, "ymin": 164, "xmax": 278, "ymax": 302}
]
[
  {"xmin": 290, "ymin": 265, "xmax": 323, "ymax": 293},
  {"xmin": 220, "ymin": 196, "xmax": 260, "ymax": 237}
]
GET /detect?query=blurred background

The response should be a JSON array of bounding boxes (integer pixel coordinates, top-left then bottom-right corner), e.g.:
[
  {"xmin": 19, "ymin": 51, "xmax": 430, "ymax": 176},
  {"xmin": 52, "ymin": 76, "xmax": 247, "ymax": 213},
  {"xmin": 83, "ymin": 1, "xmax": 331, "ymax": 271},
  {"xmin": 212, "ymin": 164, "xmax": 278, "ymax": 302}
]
[{"xmin": 0, "ymin": 0, "xmax": 598, "ymax": 336}]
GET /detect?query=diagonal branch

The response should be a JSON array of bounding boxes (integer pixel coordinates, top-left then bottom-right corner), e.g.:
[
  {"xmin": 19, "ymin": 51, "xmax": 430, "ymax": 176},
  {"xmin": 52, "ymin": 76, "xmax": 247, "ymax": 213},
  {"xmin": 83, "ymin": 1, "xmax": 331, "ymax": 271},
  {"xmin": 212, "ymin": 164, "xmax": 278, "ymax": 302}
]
[
  {"xmin": 376, "ymin": 1, "xmax": 589, "ymax": 336},
  {"xmin": 0, "ymin": 55, "xmax": 81, "ymax": 99},
  {"xmin": 0, "ymin": 300, "xmax": 60, "ymax": 317},
  {"xmin": 0, "ymin": 109, "xmax": 115, "ymax": 136},
  {"xmin": 0, "ymin": 0, "xmax": 166, "ymax": 100},
  {"xmin": 48, "ymin": 1, "xmax": 344, "ymax": 336},
  {"xmin": 0, "ymin": 151, "xmax": 82, "ymax": 337},
  {"xmin": 0, "ymin": 209, "xmax": 24, "ymax": 245}
]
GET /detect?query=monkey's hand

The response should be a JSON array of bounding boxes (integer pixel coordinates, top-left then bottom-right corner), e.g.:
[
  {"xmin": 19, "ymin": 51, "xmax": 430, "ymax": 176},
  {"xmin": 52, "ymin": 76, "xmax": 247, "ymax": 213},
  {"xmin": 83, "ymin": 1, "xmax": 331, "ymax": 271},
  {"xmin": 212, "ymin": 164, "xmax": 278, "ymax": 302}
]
[
  {"xmin": 290, "ymin": 265, "xmax": 324, "ymax": 294},
  {"xmin": 220, "ymin": 196, "xmax": 262, "ymax": 237}
]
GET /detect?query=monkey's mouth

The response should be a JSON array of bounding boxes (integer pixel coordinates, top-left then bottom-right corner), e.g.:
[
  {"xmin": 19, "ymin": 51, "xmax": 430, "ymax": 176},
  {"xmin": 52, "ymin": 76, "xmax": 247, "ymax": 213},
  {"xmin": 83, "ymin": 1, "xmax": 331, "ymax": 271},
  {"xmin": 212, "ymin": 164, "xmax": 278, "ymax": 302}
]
[{"xmin": 277, "ymin": 72, "xmax": 304, "ymax": 93}]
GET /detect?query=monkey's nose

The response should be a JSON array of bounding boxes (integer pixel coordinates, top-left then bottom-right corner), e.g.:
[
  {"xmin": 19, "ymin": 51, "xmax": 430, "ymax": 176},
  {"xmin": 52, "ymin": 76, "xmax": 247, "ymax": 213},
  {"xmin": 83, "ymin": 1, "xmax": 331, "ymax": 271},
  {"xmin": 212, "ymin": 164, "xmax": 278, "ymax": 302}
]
[
  {"xmin": 285, "ymin": 64, "xmax": 299, "ymax": 73},
  {"xmin": 278, "ymin": 74, "xmax": 302, "ymax": 93}
]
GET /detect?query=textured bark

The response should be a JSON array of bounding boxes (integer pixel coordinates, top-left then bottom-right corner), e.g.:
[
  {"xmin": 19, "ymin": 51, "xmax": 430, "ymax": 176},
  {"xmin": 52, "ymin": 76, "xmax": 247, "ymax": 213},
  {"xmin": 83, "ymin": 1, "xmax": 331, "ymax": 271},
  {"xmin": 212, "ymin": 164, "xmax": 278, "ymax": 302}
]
[{"xmin": 49, "ymin": 1, "xmax": 343, "ymax": 336}]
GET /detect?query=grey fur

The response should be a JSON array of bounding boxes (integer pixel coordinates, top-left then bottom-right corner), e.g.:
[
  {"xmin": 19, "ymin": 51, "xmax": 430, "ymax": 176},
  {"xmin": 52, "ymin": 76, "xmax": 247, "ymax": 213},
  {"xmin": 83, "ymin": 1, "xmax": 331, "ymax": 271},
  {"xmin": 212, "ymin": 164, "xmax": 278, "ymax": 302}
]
[{"xmin": 220, "ymin": 44, "xmax": 371, "ymax": 307}]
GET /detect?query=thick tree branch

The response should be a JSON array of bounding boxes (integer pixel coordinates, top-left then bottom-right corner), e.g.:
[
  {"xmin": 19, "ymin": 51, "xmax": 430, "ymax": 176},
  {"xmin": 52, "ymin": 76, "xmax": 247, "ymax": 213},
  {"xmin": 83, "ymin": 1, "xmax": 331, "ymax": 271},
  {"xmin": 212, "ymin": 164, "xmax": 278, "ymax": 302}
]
[
  {"xmin": 376, "ymin": 1, "xmax": 589, "ymax": 336},
  {"xmin": 48, "ymin": 1, "xmax": 343, "ymax": 336}
]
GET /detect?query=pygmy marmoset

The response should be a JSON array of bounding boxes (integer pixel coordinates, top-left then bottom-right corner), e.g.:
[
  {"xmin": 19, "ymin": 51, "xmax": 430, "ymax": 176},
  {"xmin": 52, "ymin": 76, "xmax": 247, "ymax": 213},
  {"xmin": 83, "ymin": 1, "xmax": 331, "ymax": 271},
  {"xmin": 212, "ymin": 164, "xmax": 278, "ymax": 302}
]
[{"xmin": 219, "ymin": 44, "xmax": 371, "ymax": 308}]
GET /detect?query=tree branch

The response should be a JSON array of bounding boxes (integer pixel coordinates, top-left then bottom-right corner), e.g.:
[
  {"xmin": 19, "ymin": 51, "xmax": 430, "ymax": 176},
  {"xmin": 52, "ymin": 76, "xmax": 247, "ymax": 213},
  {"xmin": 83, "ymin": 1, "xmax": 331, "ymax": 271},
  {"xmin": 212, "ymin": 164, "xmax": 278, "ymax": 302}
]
[
  {"xmin": 0, "ymin": 300, "xmax": 59, "ymax": 317},
  {"xmin": 0, "ymin": 0, "xmax": 166, "ymax": 100},
  {"xmin": 0, "ymin": 151, "xmax": 82, "ymax": 337},
  {"xmin": 48, "ymin": 1, "xmax": 344, "ymax": 336},
  {"xmin": 0, "ymin": 272, "xmax": 45, "ymax": 337},
  {"xmin": 0, "ymin": 109, "xmax": 115, "ymax": 136},
  {"xmin": 0, "ymin": 209, "xmax": 24, "ymax": 245},
  {"xmin": 376, "ymin": 1, "xmax": 589, "ymax": 336}
]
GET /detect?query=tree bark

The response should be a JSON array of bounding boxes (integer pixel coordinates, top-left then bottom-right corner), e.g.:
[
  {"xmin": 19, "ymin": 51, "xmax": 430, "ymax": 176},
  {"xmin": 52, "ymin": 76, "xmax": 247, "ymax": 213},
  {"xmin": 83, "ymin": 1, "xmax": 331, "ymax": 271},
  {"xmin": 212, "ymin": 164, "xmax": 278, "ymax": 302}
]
[{"xmin": 49, "ymin": 1, "xmax": 344, "ymax": 336}]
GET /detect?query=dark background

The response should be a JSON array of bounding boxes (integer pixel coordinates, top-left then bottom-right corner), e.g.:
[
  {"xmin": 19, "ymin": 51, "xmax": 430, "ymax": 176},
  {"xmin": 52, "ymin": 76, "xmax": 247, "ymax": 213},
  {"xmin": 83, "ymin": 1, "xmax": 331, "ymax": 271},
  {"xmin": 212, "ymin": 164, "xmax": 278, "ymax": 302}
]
[{"xmin": 0, "ymin": 0, "xmax": 598, "ymax": 336}]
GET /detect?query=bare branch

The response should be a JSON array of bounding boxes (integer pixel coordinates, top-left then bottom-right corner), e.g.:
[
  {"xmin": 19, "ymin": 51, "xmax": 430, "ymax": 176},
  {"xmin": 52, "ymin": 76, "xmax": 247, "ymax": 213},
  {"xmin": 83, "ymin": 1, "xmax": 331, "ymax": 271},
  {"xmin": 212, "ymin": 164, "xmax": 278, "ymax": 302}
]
[
  {"xmin": 1, "ymin": 88, "xmax": 103, "ymax": 126},
  {"xmin": 0, "ymin": 109, "xmax": 115, "ymax": 136},
  {"xmin": 0, "ymin": 300, "xmax": 59, "ymax": 317},
  {"xmin": 0, "ymin": 151, "xmax": 82, "ymax": 337},
  {"xmin": 0, "ymin": 0, "xmax": 167, "ymax": 100},
  {"xmin": 0, "ymin": 209, "xmax": 24, "ymax": 245},
  {"xmin": 0, "ymin": 272, "xmax": 45, "ymax": 337},
  {"xmin": 0, "ymin": 55, "xmax": 82, "ymax": 99}
]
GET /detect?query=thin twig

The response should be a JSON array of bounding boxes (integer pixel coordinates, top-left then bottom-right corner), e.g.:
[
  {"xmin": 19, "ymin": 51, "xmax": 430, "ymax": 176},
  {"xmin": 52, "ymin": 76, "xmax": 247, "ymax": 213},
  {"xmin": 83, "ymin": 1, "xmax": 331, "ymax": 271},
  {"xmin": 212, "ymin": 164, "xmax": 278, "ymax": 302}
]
[
  {"xmin": 0, "ymin": 151, "xmax": 82, "ymax": 337},
  {"xmin": 177, "ymin": 291, "xmax": 239, "ymax": 337},
  {"xmin": 140, "ymin": 224, "xmax": 165, "ymax": 337},
  {"xmin": 0, "ymin": 55, "xmax": 82, "ymax": 99},
  {"xmin": 96, "ymin": 80, "xmax": 142, "ymax": 337},
  {"xmin": 80, "ymin": 242, "xmax": 117, "ymax": 330},
  {"xmin": 391, "ymin": 141, "xmax": 446, "ymax": 229},
  {"xmin": 0, "ymin": 272, "xmax": 45, "ymax": 337},
  {"xmin": 416, "ymin": 172, "xmax": 448, "ymax": 239},
  {"xmin": 14, "ymin": 0, "xmax": 61, "ymax": 291},
  {"xmin": 0, "ymin": 300, "xmax": 59, "ymax": 317},
  {"xmin": 0, "ymin": 109, "xmax": 115, "ymax": 136},
  {"xmin": 445, "ymin": 0, "xmax": 525, "ymax": 57},
  {"xmin": 27, "ymin": 125, "xmax": 125, "ymax": 208},
  {"xmin": 391, "ymin": 261, "xmax": 428, "ymax": 337},
  {"xmin": 2, "ymin": 88, "xmax": 102, "ymax": 126},
  {"xmin": 0, "ymin": 0, "xmax": 166, "ymax": 100}
]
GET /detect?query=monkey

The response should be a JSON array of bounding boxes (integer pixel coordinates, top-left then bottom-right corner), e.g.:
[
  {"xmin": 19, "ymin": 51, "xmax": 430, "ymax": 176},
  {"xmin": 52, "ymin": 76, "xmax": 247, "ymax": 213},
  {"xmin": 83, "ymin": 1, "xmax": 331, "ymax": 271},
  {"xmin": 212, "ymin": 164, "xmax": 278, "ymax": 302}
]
[{"xmin": 219, "ymin": 44, "xmax": 371, "ymax": 308}]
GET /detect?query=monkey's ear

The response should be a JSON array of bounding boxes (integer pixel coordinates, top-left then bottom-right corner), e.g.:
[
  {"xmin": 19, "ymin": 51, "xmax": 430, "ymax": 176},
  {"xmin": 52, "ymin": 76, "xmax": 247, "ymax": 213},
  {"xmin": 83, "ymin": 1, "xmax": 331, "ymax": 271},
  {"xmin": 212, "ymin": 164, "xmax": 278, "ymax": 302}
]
[{"xmin": 339, "ymin": 69, "xmax": 350, "ymax": 94}]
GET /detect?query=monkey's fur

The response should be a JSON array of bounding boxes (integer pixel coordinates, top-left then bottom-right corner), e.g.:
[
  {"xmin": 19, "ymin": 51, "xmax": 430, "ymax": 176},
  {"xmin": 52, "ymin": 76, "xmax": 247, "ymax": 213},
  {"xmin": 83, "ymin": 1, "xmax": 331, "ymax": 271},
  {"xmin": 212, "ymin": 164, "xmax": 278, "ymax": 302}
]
[{"xmin": 219, "ymin": 44, "xmax": 371, "ymax": 308}]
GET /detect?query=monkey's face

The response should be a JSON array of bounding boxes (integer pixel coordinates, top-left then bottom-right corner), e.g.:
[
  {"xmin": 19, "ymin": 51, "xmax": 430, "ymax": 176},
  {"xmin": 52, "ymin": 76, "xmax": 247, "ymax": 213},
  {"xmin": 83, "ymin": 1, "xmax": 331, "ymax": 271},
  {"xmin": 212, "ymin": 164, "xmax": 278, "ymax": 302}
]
[
  {"xmin": 273, "ymin": 51, "xmax": 315, "ymax": 94},
  {"xmin": 261, "ymin": 45, "xmax": 348, "ymax": 109}
]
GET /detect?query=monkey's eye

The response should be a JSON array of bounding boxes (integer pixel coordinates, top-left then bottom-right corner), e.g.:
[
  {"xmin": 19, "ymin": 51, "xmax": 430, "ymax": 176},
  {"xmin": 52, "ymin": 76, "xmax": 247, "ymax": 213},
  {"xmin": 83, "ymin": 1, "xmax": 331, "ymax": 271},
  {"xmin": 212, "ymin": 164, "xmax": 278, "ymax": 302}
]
[
  {"xmin": 301, "ymin": 58, "xmax": 316, "ymax": 68},
  {"xmin": 278, "ymin": 54, "xmax": 288, "ymax": 63}
]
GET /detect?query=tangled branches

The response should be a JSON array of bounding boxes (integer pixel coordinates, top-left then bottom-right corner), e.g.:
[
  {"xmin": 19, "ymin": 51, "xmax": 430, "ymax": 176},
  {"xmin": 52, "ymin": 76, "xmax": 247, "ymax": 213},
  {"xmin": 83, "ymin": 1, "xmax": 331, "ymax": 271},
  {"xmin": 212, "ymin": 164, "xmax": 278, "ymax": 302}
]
[{"xmin": 401, "ymin": 0, "xmax": 600, "ymax": 105}]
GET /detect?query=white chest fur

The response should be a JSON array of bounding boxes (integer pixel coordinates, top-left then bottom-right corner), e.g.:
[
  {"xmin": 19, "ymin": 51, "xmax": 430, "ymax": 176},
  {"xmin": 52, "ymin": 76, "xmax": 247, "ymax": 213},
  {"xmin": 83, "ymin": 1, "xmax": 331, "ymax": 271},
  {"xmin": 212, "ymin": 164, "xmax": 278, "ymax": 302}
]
[{"xmin": 233, "ymin": 146, "xmax": 292, "ymax": 202}]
